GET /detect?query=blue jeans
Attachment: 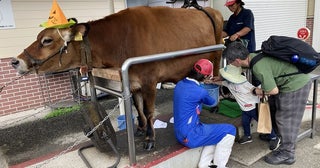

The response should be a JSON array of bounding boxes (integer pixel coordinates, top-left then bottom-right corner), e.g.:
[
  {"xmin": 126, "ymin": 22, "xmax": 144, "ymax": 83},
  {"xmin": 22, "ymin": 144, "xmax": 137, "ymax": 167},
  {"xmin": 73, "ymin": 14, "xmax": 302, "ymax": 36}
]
[{"xmin": 242, "ymin": 108, "xmax": 277, "ymax": 139}]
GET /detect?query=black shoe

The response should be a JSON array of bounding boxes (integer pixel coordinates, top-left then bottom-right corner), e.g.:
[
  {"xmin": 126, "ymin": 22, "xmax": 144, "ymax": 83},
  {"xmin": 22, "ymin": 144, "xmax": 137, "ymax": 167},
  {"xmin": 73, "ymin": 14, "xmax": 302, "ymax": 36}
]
[
  {"xmin": 238, "ymin": 136, "xmax": 252, "ymax": 144},
  {"xmin": 259, "ymin": 133, "xmax": 271, "ymax": 141},
  {"xmin": 264, "ymin": 149, "xmax": 296, "ymax": 165},
  {"xmin": 208, "ymin": 160, "xmax": 217, "ymax": 168},
  {"xmin": 269, "ymin": 137, "xmax": 281, "ymax": 150}
]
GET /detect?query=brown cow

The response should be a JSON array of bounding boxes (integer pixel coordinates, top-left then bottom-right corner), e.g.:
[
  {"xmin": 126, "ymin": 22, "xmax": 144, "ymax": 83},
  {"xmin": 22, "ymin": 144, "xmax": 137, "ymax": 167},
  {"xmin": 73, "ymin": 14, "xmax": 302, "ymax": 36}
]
[{"xmin": 11, "ymin": 6, "xmax": 223, "ymax": 150}]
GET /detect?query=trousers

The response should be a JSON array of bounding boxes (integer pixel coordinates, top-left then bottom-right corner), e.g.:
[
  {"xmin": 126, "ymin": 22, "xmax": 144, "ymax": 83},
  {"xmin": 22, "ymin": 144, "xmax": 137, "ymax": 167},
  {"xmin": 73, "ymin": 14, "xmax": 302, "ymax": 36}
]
[{"xmin": 198, "ymin": 134, "xmax": 235, "ymax": 168}]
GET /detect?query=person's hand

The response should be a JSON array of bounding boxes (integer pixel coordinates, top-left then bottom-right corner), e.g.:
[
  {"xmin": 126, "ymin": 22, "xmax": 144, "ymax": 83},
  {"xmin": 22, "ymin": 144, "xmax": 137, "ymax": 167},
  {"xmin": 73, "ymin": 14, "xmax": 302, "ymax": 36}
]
[
  {"xmin": 203, "ymin": 78, "xmax": 214, "ymax": 84},
  {"xmin": 204, "ymin": 75, "xmax": 223, "ymax": 85},
  {"xmin": 230, "ymin": 33, "xmax": 240, "ymax": 41},
  {"xmin": 211, "ymin": 75, "xmax": 223, "ymax": 82},
  {"xmin": 212, "ymin": 80, "xmax": 223, "ymax": 85},
  {"xmin": 251, "ymin": 87, "xmax": 268, "ymax": 98}
]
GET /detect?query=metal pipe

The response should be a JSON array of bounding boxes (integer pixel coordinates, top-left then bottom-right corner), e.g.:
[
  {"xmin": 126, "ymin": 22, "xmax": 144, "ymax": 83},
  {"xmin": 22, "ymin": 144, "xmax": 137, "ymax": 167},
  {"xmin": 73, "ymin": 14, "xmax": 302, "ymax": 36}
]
[
  {"xmin": 311, "ymin": 77, "xmax": 318, "ymax": 138},
  {"xmin": 120, "ymin": 44, "xmax": 225, "ymax": 166},
  {"xmin": 297, "ymin": 74, "xmax": 320, "ymax": 141},
  {"xmin": 89, "ymin": 72, "xmax": 97, "ymax": 102},
  {"xmin": 94, "ymin": 85, "xmax": 123, "ymax": 97}
]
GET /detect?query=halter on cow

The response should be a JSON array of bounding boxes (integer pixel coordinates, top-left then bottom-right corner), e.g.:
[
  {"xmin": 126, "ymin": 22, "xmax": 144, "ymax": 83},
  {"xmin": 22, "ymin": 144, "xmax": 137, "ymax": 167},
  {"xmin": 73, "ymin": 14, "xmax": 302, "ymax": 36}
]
[{"xmin": 11, "ymin": 6, "xmax": 224, "ymax": 151}]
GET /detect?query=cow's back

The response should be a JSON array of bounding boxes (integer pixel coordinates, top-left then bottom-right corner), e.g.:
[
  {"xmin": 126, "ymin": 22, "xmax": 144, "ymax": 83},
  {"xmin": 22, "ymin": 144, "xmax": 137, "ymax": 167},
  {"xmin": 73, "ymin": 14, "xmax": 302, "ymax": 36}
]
[{"xmin": 88, "ymin": 6, "xmax": 223, "ymax": 81}]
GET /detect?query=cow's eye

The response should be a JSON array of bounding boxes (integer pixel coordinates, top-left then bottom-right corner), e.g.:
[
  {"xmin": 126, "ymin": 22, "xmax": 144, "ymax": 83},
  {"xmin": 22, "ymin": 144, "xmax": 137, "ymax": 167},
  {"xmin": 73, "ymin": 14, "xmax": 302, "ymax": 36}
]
[{"xmin": 41, "ymin": 38, "xmax": 53, "ymax": 46}]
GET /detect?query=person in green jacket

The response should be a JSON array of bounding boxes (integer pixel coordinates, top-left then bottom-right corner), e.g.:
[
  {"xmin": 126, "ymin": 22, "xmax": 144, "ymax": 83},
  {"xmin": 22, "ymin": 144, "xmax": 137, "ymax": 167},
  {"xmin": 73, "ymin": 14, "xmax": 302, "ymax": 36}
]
[{"xmin": 222, "ymin": 41, "xmax": 311, "ymax": 165}]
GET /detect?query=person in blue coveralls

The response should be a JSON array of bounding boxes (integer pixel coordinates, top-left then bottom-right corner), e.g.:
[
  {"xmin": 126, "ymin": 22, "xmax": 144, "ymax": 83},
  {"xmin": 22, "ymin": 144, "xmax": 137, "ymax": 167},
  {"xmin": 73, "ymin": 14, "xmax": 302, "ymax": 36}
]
[
  {"xmin": 222, "ymin": 0, "xmax": 256, "ymax": 52},
  {"xmin": 173, "ymin": 59, "xmax": 236, "ymax": 168}
]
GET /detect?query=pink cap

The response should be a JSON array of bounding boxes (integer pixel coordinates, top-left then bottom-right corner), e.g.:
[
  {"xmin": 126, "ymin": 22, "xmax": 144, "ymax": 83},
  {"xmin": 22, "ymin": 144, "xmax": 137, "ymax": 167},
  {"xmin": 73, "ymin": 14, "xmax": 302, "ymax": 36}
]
[
  {"xmin": 194, "ymin": 59, "xmax": 213, "ymax": 76},
  {"xmin": 225, "ymin": 0, "xmax": 236, "ymax": 6}
]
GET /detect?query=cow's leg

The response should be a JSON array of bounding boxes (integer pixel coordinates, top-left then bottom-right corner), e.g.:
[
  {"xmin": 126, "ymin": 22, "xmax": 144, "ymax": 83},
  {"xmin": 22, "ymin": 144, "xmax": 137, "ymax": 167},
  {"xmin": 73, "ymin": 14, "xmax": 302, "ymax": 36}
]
[
  {"xmin": 132, "ymin": 92, "xmax": 147, "ymax": 137},
  {"xmin": 142, "ymin": 85, "xmax": 157, "ymax": 150}
]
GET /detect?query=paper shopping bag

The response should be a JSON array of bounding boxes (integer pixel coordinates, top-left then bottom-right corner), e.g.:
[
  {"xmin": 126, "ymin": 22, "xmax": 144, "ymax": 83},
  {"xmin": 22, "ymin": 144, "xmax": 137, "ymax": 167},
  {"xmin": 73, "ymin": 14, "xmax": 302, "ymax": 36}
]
[{"xmin": 257, "ymin": 95, "xmax": 272, "ymax": 134}]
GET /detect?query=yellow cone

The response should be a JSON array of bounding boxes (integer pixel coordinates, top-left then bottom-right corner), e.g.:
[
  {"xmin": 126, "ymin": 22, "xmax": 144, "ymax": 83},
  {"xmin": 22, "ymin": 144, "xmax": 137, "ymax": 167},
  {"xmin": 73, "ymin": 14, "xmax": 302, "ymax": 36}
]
[{"xmin": 40, "ymin": 0, "xmax": 76, "ymax": 28}]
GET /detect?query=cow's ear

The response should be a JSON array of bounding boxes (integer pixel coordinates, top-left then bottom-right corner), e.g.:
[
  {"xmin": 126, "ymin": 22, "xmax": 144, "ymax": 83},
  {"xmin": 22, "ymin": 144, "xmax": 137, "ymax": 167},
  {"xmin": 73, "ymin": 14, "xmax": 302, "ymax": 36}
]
[
  {"xmin": 68, "ymin": 18, "xmax": 78, "ymax": 25},
  {"xmin": 70, "ymin": 23, "xmax": 90, "ymax": 41}
]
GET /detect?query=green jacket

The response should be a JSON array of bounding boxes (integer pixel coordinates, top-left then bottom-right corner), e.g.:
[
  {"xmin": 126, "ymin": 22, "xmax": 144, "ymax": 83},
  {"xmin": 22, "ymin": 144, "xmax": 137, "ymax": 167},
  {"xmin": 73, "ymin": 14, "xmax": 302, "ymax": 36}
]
[{"xmin": 249, "ymin": 53, "xmax": 310, "ymax": 93}]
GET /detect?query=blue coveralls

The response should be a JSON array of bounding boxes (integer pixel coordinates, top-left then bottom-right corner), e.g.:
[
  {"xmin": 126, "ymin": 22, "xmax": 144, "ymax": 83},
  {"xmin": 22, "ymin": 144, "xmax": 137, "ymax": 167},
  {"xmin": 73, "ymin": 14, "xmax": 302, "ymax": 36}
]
[{"xmin": 173, "ymin": 78, "xmax": 236, "ymax": 148}]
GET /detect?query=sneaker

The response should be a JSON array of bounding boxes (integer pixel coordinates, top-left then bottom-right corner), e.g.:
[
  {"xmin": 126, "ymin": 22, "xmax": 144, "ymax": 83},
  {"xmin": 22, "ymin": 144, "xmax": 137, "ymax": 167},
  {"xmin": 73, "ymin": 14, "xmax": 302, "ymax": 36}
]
[
  {"xmin": 264, "ymin": 149, "xmax": 296, "ymax": 165},
  {"xmin": 238, "ymin": 136, "xmax": 253, "ymax": 144},
  {"xmin": 259, "ymin": 133, "xmax": 271, "ymax": 141},
  {"xmin": 269, "ymin": 137, "xmax": 281, "ymax": 150}
]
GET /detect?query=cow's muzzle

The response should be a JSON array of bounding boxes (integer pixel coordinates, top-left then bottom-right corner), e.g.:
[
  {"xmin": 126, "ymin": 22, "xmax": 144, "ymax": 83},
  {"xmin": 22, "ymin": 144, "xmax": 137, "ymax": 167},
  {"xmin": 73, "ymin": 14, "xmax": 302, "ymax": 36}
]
[
  {"xmin": 11, "ymin": 57, "xmax": 30, "ymax": 74},
  {"xmin": 11, "ymin": 57, "xmax": 20, "ymax": 68}
]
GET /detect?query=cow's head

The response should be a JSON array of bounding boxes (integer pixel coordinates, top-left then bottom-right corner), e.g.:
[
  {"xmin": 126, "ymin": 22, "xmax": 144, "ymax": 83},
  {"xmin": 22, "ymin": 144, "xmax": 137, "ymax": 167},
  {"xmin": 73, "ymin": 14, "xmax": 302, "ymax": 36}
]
[{"xmin": 11, "ymin": 23, "xmax": 89, "ymax": 74}]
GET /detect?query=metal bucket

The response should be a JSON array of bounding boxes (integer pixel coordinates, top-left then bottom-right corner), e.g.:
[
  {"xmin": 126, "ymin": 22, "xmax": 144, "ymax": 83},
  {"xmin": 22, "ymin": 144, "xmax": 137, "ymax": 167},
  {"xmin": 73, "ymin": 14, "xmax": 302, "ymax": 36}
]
[{"xmin": 200, "ymin": 84, "xmax": 219, "ymax": 107}]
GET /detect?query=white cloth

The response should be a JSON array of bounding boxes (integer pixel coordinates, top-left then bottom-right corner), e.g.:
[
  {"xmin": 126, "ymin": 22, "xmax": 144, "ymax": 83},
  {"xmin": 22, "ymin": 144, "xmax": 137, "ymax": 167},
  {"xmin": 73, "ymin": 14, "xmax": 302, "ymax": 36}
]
[
  {"xmin": 153, "ymin": 119, "xmax": 167, "ymax": 128},
  {"xmin": 169, "ymin": 117, "xmax": 174, "ymax": 123},
  {"xmin": 222, "ymin": 81, "xmax": 259, "ymax": 111}
]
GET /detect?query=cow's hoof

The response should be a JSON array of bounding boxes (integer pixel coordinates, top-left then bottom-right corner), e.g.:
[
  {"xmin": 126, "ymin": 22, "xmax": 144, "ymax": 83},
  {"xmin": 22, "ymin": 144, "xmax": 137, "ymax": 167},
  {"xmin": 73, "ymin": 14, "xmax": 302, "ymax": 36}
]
[
  {"xmin": 143, "ymin": 140, "xmax": 155, "ymax": 151},
  {"xmin": 134, "ymin": 129, "xmax": 145, "ymax": 137}
]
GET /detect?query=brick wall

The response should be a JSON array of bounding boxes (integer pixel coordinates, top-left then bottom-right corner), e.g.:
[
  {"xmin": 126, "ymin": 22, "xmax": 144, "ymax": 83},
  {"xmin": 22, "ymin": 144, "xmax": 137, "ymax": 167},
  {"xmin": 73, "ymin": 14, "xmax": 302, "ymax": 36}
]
[{"xmin": 0, "ymin": 58, "xmax": 74, "ymax": 116}]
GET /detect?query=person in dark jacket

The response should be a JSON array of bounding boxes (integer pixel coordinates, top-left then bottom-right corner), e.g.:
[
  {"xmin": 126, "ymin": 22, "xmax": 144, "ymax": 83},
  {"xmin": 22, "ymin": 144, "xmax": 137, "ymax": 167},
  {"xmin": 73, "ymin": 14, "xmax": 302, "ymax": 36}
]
[{"xmin": 223, "ymin": 0, "xmax": 256, "ymax": 52}]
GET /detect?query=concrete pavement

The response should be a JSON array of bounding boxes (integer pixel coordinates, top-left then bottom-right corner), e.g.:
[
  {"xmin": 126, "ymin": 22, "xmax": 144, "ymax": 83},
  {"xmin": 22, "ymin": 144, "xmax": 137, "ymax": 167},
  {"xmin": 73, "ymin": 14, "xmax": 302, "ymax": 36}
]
[
  {"xmin": 6, "ymin": 94, "xmax": 320, "ymax": 168},
  {"xmin": 7, "ymin": 113, "xmax": 320, "ymax": 168}
]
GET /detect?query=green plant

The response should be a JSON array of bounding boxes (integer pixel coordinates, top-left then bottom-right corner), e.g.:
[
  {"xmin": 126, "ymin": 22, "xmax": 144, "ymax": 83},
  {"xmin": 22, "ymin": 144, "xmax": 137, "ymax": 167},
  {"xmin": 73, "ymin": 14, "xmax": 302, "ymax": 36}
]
[{"xmin": 44, "ymin": 104, "xmax": 81, "ymax": 119}]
